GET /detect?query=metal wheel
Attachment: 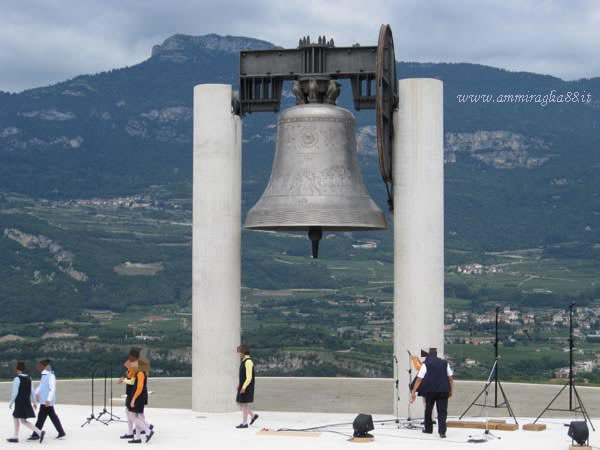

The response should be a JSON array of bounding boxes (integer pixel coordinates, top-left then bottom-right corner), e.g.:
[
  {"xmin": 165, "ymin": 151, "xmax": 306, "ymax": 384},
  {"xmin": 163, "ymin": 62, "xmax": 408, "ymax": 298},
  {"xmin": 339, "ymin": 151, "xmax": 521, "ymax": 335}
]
[{"xmin": 376, "ymin": 24, "xmax": 398, "ymax": 189}]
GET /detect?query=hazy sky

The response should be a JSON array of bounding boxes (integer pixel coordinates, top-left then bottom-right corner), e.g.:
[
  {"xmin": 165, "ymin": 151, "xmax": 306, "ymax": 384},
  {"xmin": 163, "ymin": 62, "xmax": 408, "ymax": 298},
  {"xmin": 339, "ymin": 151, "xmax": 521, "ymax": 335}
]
[{"xmin": 1, "ymin": 0, "xmax": 599, "ymax": 92}]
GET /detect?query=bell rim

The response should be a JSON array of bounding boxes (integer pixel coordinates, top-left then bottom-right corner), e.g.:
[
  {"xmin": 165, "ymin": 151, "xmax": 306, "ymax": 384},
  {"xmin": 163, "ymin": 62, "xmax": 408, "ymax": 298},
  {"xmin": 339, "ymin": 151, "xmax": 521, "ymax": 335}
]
[
  {"xmin": 244, "ymin": 225, "xmax": 387, "ymax": 231},
  {"xmin": 244, "ymin": 206, "xmax": 387, "ymax": 231}
]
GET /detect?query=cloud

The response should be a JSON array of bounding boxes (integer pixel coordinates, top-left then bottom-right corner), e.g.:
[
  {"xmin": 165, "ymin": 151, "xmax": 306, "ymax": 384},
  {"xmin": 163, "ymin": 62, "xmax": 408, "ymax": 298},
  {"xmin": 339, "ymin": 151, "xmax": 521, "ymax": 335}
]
[{"xmin": 0, "ymin": 0, "xmax": 598, "ymax": 92}]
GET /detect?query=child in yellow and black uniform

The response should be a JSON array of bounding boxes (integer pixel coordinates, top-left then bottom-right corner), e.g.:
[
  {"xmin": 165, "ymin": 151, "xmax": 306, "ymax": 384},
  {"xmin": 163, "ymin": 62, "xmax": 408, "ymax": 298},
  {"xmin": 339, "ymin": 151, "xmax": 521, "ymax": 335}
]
[
  {"xmin": 126, "ymin": 358, "xmax": 154, "ymax": 444},
  {"xmin": 119, "ymin": 348, "xmax": 139, "ymax": 440},
  {"xmin": 127, "ymin": 357, "xmax": 153, "ymax": 444},
  {"xmin": 119, "ymin": 362, "xmax": 137, "ymax": 439},
  {"xmin": 118, "ymin": 349, "xmax": 153, "ymax": 444},
  {"xmin": 235, "ymin": 344, "xmax": 259, "ymax": 429}
]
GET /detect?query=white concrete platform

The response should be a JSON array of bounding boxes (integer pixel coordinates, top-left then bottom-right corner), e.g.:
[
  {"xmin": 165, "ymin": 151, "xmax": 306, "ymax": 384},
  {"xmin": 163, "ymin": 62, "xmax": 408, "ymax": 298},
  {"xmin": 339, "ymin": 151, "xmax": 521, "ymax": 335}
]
[{"xmin": 0, "ymin": 402, "xmax": 593, "ymax": 449}]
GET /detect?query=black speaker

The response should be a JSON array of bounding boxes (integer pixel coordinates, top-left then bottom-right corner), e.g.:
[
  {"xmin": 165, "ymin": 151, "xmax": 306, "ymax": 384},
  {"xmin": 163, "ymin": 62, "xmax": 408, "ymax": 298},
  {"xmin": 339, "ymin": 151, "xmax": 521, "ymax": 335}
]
[
  {"xmin": 568, "ymin": 421, "xmax": 589, "ymax": 445},
  {"xmin": 353, "ymin": 414, "xmax": 374, "ymax": 438}
]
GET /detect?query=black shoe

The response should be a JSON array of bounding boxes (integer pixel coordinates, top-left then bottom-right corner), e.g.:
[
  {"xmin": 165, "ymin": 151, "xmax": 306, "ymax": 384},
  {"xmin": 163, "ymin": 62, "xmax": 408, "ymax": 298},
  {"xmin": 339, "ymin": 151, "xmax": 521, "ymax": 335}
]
[
  {"xmin": 128, "ymin": 439, "xmax": 142, "ymax": 444},
  {"xmin": 6, "ymin": 438, "xmax": 18, "ymax": 443},
  {"xmin": 39, "ymin": 431, "xmax": 45, "ymax": 444},
  {"xmin": 422, "ymin": 430, "xmax": 432, "ymax": 434},
  {"xmin": 440, "ymin": 433, "xmax": 446, "ymax": 438},
  {"xmin": 28, "ymin": 434, "xmax": 40, "ymax": 441},
  {"xmin": 236, "ymin": 424, "xmax": 248, "ymax": 429},
  {"xmin": 250, "ymin": 414, "xmax": 259, "ymax": 425},
  {"xmin": 145, "ymin": 430, "xmax": 154, "ymax": 443},
  {"xmin": 134, "ymin": 424, "xmax": 153, "ymax": 435},
  {"xmin": 121, "ymin": 434, "xmax": 134, "ymax": 439},
  {"xmin": 56, "ymin": 432, "xmax": 66, "ymax": 439}
]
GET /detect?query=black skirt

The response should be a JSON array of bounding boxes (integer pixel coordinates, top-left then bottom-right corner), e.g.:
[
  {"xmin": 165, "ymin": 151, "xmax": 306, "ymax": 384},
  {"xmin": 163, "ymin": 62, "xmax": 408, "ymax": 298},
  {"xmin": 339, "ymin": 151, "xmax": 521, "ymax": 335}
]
[
  {"xmin": 13, "ymin": 403, "xmax": 35, "ymax": 419},
  {"xmin": 13, "ymin": 395, "xmax": 36, "ymax": 419},
  {"xmin": 13, "ymin": 375, "xmax": 35, "ymax": 419},
  {"xmin": 236, "ymin": 386, "xmax": 254, "ymax": 404},
  {"xmin": 127, "ymin": 393, "xmax": 147, "ymax": 414}
]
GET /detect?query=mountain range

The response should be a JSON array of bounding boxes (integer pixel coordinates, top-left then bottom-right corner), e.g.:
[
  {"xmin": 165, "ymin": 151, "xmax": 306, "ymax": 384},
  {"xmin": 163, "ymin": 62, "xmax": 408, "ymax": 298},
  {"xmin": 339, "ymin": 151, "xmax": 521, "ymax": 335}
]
[{"xmin": 1, "ymin": 33, "xmax": 600, "ymax": 322}]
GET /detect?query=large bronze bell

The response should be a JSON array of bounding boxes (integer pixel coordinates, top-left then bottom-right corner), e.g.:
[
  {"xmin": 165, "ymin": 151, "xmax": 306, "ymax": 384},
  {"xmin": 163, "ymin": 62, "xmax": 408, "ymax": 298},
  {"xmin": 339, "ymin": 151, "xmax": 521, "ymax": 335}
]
[{"xmin": 244, "ymin": 102, "xmax": 387, "ymax": 257}]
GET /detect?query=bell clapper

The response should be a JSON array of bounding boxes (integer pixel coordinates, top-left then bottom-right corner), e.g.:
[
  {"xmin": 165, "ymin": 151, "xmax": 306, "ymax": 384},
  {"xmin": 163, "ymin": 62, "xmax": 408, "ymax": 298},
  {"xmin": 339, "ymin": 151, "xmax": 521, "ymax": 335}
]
[{"xmin": 308, "ymin": 227, "xmax": 323, "ymax": 259}]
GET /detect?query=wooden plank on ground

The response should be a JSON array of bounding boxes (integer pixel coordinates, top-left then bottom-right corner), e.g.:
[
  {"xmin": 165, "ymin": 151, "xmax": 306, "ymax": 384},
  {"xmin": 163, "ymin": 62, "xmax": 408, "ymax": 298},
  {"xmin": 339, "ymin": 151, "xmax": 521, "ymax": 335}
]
[
  {"xmin": 447, "ymin": 420, "xmax": 463, "ymax": 428},
  {"xmin": 448, "ymin": 421, "xmax": 494, "ymax": 430},
  {"xmin": 349, "ymin": 436, "xmax": 374, "ymax": 443},
  {"xmin": 523, "ymin": 423, "xmax": 546, "ymax": 431}
]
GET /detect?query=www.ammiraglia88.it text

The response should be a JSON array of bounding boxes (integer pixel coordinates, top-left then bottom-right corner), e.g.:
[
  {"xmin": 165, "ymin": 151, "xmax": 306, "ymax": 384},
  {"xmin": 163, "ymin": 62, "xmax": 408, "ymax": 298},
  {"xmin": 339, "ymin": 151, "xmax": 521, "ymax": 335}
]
[{"xmin": 456, "ymin": 90, "xmax": 592, "ymax": 107}]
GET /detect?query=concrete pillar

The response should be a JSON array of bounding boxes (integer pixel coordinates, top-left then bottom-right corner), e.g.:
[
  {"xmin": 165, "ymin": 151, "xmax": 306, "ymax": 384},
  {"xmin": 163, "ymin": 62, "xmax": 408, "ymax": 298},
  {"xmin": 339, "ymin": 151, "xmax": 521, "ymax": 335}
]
[
  {"xmin": 192, "ymin": 84, "xmax": 242, "ymax": 412},
  {"xmin": 392, "ymin": 78, "xmax": 444, "ymax": 416}
]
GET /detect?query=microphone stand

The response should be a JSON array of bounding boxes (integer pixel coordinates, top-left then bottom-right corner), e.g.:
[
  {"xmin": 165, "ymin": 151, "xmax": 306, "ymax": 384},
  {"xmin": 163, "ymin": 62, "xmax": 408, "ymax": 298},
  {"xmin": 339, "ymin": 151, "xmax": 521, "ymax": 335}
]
[
  {"xmin": 383, "ymin": 353, "xmax": 422, "ymax": 431},
  {"xmin": 97, "ymin": 368, "xmax": 108, "ymax": 422},
  {"xmin": 534, "ymin": 302, "xmax": 595, "ymax": 430},
  {"xmin": 460, "ymin": 306, "xmax": 518, "ymax": 425},
  {"xmin": 98, "ymin": 365, "xmax": 122, "ymax": 425},
  {"xmin": 405, "ymin": 353, "xmax": 411, "ymax": 424},
  {"xmin": 467, "ymin": 359, "xmax": 501, "ymax": 442},
  {"xmin": 393, "ymin": 354, "xmax": 401, "ymax": 428},
  {"xmin": 81, "ymin": 367, "xmax": 108, "ymax": 427},
  {"xmin": 81, "ymin": 368, "xmax": 95, "ymax": 427}
]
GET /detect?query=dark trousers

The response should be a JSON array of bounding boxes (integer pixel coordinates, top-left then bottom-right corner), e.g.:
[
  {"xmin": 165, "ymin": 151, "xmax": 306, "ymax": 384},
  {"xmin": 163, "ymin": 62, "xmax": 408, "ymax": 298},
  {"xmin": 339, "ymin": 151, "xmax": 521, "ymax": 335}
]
[
  {"xmin": 34, "ymin": 405, "xmax": 65, "ymax": 435},
  {"xmin": 424, "ymin": 393, "xmax": 448, "ymax": 434}
]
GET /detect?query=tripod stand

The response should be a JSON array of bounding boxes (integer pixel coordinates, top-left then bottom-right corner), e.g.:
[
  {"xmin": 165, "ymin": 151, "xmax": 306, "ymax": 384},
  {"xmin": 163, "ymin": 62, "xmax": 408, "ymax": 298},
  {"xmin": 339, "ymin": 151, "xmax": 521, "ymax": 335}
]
[
  {"xmin": 467, "ymin": 359, "xmax": 502, "ymax": 442},
  {"xmin": 534, "ymin": 303, "xmax": 595, "ymax": 430},
  {"xmin": 81, "ymin": 368, "xmax": 106, "ymax": 427},
  {"xmin": 96, "ymin": 366, "xmax": 122, "ymax": 425},
  {"xmin": 390, "ymin": 353, "xmax": 421, "ymax": 430},
  {"xmin": 460, "ymin": 307, "xmax": 518, "ymax": 424}
]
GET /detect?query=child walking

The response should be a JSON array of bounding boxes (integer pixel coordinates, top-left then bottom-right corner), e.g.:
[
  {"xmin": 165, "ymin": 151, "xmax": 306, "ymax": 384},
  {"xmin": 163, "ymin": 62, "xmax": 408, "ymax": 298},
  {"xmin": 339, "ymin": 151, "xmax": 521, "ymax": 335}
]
[
  {"xmin": 28, "ymin": 359, "xmax": 65, "ymax": 440},
  {"xmin": 118, "ymin": 349, "xmax": 153, "ymax": 443},
  {"xmin": 127, "ymin": 357, "xmax": 153, "ymax": 444},
  {"xmin": 7, "ymin": 361, "xmax": 45, "ymax": 444},
  {"xmin": 119, "ymin": 352, "xmax": 138, "ymax": 441},
  {"xmin": 235, "ymin": 345, "xmax": 259, "ymax": 429}
]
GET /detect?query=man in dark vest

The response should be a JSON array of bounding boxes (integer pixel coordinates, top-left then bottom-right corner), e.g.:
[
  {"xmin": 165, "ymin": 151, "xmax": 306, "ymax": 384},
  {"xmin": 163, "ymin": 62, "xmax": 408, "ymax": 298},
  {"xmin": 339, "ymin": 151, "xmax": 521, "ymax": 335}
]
[{"xmin": 409, "ymin": 347, "xmax": 454, "ymax": 438}]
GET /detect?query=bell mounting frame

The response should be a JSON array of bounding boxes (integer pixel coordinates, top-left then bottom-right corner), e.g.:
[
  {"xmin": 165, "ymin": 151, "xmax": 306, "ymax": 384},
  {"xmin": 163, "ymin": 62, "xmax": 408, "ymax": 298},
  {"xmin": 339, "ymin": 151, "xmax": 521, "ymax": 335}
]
[{"xmin": 238, "ymin": 25, "xmax": 398, "ymax": 209}]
